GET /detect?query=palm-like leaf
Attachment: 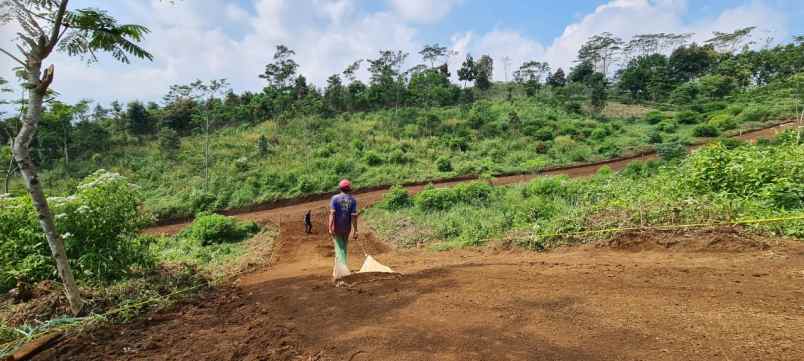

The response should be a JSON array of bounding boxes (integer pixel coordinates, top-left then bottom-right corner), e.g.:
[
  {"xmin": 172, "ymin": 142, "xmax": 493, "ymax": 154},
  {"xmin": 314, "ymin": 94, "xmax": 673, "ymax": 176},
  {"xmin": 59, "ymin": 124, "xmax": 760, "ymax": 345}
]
[{"xmin": 58, "ymin": 8, "xmax": 152, "ymax": 63}]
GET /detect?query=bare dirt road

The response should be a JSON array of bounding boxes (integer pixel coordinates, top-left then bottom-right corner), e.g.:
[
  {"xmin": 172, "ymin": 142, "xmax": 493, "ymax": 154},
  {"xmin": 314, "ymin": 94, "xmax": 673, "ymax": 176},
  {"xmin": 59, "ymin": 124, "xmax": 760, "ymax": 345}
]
[
  {"xmin": 37, "ymin": 213, "xmax": 804, "ymax": 360},
  {"xmin": 32, "ymin": 121, "xmax": 804, "ymax": 361}
]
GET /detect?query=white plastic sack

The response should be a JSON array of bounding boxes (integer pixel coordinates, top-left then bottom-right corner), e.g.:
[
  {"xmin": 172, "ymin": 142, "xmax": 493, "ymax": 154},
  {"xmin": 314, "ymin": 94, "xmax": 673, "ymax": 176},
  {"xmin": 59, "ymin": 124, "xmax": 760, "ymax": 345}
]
[
  {"xmin": 333, "ymin": 261, "xmax": 351, "ymax": 280},
  {"xmin": 359, "ymin": 255, "xmax": 394, "ymax": 273}
]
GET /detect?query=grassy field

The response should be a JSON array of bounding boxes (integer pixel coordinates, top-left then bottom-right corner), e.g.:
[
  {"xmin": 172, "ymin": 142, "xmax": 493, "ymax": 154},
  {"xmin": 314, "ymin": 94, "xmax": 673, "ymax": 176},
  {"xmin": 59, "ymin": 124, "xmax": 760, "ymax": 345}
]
[
  {"xmin": 365, "ymin": 130, "xmax": 804, "ymax": 250},
  {"xmin": 21, "ymin": 87, "xmax": 798, "ymax": 221}
]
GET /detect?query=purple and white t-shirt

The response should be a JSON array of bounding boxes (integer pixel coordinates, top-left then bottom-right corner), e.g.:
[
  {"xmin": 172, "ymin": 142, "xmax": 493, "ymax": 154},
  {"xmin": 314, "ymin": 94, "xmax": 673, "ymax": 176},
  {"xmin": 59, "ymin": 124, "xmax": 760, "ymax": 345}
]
[{"xmin": 330, "ymin": 193, "xmax": 357, "ymax": 236}]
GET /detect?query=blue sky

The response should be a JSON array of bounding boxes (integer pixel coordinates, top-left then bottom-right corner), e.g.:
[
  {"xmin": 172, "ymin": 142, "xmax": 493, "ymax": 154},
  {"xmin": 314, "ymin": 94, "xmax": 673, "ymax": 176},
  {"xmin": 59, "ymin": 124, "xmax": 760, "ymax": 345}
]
[{"xmin": 1, "ymin": 0, "xmax": 801, "ymax": 108}]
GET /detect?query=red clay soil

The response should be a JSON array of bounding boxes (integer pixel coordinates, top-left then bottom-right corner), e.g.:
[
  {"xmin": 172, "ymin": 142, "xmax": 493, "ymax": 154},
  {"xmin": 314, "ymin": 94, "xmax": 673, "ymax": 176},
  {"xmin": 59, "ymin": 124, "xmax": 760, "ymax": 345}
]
[
  {"xmin": 31, "ymin": 121, "xmax": 804, "ymax": 361},
  {"xmin": 34, "ymin": 210, "xmax": 804, "ymax": 361}
]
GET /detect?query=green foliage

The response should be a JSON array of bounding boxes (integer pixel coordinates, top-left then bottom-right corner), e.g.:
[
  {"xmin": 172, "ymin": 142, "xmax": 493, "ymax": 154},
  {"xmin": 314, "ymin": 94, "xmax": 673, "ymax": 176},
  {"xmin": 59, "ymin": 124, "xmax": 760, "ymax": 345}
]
[
  {"xmin": 367, "ymin": 140, "xmax": 804, "ymax": 250},
  {"xmin": 680, "ymin": 142, "xmax": 804, "ymax": 208},
  {"xmin": 257, "ymin": 135, "xmax": 270, "ymax": 156},
  {"xmin": 643, "ymin": 111, "xmax": 665, "ymax": 124},
  {"xmin": 692, "ymin": 124, "xmax": 721, "ymax": 137},
  {"xmin": 708, "ymin": 114, "xmax": 737, "ymax": 131},
  {"xmin": 187, "ymin": 212, "xmax": 259, "ymax": 246},
  {"xmin": 414, "ymin": 182, "xmax": 493, "ymax": 212},
  {"xmin": 436, "ymin": 156, "xmax": 453, "ymax": 172},
  {"xmin": 158, "ymin": 128, "xmax": 180, "ymax": 157},
  {"xmin": 381, "ymin": 185, "xmax": 413, "ymax": 210},
  {"xmin": 673, "ymin": 110, "xmax": 701, "ymax": 125},
  {"xmin": 656, "ymin": 142, "xmax": 687, "ymax": 161},
  {"xmin": 0, "ymin": 170, "xmax": 152, "ymax": 291}
]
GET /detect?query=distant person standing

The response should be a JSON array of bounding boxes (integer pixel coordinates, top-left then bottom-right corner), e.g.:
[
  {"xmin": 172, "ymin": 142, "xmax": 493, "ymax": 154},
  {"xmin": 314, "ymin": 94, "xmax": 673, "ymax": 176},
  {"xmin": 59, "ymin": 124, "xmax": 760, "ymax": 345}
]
[
  {"xmin": 304, "ymin": 210, "xmax": 312, "ymax": 234},
  {"xmin": 329, "ymin": 179, "xmax": 358, "ymax": 281}
]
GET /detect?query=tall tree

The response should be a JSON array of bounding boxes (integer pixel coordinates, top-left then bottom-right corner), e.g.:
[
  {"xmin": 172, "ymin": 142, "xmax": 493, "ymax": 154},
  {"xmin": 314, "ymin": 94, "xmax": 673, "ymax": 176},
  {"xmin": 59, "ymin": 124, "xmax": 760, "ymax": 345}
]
[
  {"xmin": 125, "ymin": 101, "xmax": 153, "ymax": 137},
  {"xmin": 0, "ymin": 0, "xmax": 152, "ymax": 315},
  {"xmin": 546, "ymin": 68, "xmax": 567, "ymax": 87},
  {"xmin": 578, "ymin": 32, "xmax": 623, "ymax": 76},
  {"xmin": 419, "ymin": 43, "xmax": 447, "ymax": 68},
  {"xmin": 259, "ymin": 45, "xmax": 298, "ymax": 89},
  {"xmin": 475, "ymin": 55, "xmax": 494, "ymax": 90},
  {"xmin": 457, "ymin": 54, "xmax": 476, "ymax": 87}
]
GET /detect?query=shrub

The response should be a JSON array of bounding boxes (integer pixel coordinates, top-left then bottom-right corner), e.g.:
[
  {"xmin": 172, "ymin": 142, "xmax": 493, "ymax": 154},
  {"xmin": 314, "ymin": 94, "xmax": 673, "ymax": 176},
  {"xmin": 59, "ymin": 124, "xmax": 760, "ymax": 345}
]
[
  {"xmin": 381, "ymin": 185, "xmax": 412, "ymax": 210},
  {"xmin": 590, "ymin": 127, "xmax": 609, "ymax": 140},
  {"xmin": 692, "ymin": 124, "xmax": 720, "ymax": 137},
  {"xmin": 681, "ymin": 142, "xmax": 804, "ymax": 208},
  {"xmin": 656, "ymin": 120, "xmax": 678, "ymax": 133},
  {"xmin": 643, "ymin": 111, "xmax": 665, "ymax": 125},
  {"xmin": 388, "ymin": 149, "xmax": 412, "ymax": 164},
  {"xmin": 647, "ymin": 130, "xmax": 663, "ymax": 144},
  {"xmin": 674, "ymin": 110, "xmax": 701, "ymax": 125},
  {"xmin": 522, "ymin": 176, "xmax": 580, "ymax": 199},
  {"xmin": 364, "ymin": 151, "xmax": 383, "ymax": 166},
  {"xmin": 708, "ymin": 114, "xmax": 737, "ymax": 131},
  {"xmin": 0, "ymin": 170, "xmax": 153, "ymax": 291},
  {"xmin": 257, "ymin": 135, "xmax": 270, "ymax": 156},
  {"xmin": 736, "ymin": 106, "xmax": 769, "ymax": 123},
  {"xmin": 436, "ymin": 156, "xmax": 453, "ymax": 172},
  {"xmin": 453, "ymin": 182, "xmax": 494, "ymax": 205},
  {"xmin": 188, "ymin": 212, "xmax": 258, "ymax": 246},
  {"xmin": 534, "ymin": 127, "xmax": 555, "ymax": 141},
  {"xmin": 158, "ymin": 128, "xmax": 180, "ymax": 157},
  {"xmin": 415, "ymin": 186, "xmax": 458, "ymax": 212},
  {"xmin": 656, "ymin": 142, "xmax": 687, "ymax": 161}
]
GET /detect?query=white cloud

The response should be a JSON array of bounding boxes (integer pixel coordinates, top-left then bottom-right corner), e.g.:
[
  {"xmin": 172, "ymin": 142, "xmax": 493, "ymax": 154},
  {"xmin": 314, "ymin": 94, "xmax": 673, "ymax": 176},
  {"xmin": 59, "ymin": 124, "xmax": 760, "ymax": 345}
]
[
  {"xmin": 0, "ymin": 0, "xmax": 423, "ymax": 109},
  {"xmin": 0, "ymin": 0, "xmax": 792, "ymax": 111},
  {"xmin": 450, "ymin": 0, "xmax": 789, "ymax": 79},
  {"xmin": 388, "ymin": 0, "xmax": 462, "ymax": 24}
]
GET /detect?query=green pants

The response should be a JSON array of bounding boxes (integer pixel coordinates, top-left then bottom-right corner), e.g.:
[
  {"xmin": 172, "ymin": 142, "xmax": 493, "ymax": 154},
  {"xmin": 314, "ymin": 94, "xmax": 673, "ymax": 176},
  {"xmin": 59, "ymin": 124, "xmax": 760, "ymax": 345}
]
[{"xmin": 332, "ymin": 234, "xmax": 349, "ymax": 266}]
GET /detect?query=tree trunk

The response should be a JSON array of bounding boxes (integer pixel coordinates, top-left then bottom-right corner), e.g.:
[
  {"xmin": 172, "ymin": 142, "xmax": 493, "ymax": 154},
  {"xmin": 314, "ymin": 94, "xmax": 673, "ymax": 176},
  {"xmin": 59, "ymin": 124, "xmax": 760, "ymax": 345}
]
[{"xmin": 12, "ymin": 62, "xmax": 83, "ymax": 315}]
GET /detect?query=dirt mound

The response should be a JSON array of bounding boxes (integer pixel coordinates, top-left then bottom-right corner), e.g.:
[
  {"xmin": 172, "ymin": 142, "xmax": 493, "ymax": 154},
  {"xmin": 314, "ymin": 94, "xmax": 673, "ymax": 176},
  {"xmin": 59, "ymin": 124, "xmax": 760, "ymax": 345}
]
[{"xmin": 598, "ymin": 226, "xmax": 774, "ymax": 252}]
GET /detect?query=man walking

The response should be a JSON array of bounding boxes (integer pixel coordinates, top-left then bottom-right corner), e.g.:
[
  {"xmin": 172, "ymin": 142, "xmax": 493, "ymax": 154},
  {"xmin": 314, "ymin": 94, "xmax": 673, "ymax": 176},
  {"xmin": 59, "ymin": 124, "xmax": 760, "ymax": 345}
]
[{"xmin": 329, "ymin": 179, "xmax": 358, "ymax": 281}]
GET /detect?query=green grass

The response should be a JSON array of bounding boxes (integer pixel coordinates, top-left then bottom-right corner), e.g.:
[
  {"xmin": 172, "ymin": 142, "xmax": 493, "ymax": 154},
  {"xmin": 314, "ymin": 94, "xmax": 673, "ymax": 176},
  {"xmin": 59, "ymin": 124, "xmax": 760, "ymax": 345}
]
[
  {"xmin": 20, "ymin": 92, "xmax": 796, "ymax": 222},
  {"xmin": 365, "ymin": 132, "xmax": 804, "ymax": 250}
]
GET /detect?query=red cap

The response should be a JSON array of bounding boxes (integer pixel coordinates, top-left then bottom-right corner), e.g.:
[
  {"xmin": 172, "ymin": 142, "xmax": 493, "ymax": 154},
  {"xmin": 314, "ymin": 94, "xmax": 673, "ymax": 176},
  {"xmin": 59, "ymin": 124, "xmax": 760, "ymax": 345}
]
[{"xmin": 338, "ymin": 179, "xmax": 352, "ymax": 191}]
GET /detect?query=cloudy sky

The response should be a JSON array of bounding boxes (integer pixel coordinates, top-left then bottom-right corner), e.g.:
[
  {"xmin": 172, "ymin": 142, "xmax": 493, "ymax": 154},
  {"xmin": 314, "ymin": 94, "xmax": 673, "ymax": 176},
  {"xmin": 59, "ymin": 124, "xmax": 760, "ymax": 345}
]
[{"xmin": 0, "ymin": 0, "xmax": 802, "ymax": 108}]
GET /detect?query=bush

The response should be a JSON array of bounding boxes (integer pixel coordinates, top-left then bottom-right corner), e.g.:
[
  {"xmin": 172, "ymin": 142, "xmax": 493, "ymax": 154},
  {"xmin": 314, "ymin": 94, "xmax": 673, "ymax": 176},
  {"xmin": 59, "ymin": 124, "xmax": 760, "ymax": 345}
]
[
  {"xmin": 381, "ymin": 185, "xmax": 412, "ymax": 210},
  {"xmin": 681, "ymin": 142, "xmax": 804, "ymax": 208},
  {"xmin": 436, "ymin": 156, "xmax": 453, "ymax": 172},
  {"xmin": 364, "ymin": 151, "xmax": 383, "ymax": 166},
  {"xmin": 0, "ymin": 170, "xmax": 153, "ymax": 291},
  {"xmin": 413, "ymin": 182, "xmax": 493, "ymax": 212},
  {"xmin": 647, "ymin": 130, "xmax": 663, "ymax": 144},
  {"xmin": 708, "ymin": 114, "xmax": 737, "ymax": 131},
  {"xmin": 656, "ymin": 142, "xmax": 687, "ymax": 161},
  {"xmin": 188, "ymin": 212, "xmax": 258, "ymax": 246},
  {"xmin": 415, "ymin": 186, "xmax": 458, "ymax": 212},
  {"xmin": 674, "ymin": 110, "xmax": 700, "ymax": 125},
  {"xmin": 736, "ymin": 106, "xmax": 769, "ymax": 123},
  {"xmin": 643, "ymin": 111, "xmax": 665, "ymax": 125},
  {"xmin": 656, "ymin": 120, "xmax": 679, "ymax": 133},
  {"xmin": 692, "ymin": 124, "xmax": 720, "ymax": 137},
  {"xmin": 522, "ymin": 176, "xmax": 580, "ymax": 199}
]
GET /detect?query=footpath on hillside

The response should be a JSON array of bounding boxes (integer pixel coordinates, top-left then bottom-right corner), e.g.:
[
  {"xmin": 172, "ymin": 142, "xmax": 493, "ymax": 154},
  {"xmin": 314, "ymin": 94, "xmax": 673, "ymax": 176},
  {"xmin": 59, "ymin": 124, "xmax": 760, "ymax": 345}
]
[{"xmin": 31, "ymin": 121, "xmax": 804, "ymax": 361}]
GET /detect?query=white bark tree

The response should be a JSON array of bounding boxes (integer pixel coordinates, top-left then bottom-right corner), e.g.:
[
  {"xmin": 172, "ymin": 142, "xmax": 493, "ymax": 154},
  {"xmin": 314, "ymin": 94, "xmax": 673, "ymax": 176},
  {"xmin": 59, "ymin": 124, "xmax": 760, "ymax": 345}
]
[{"xmin": 0, "ymin": 0, "xmax": 153, "ymax": 315}]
